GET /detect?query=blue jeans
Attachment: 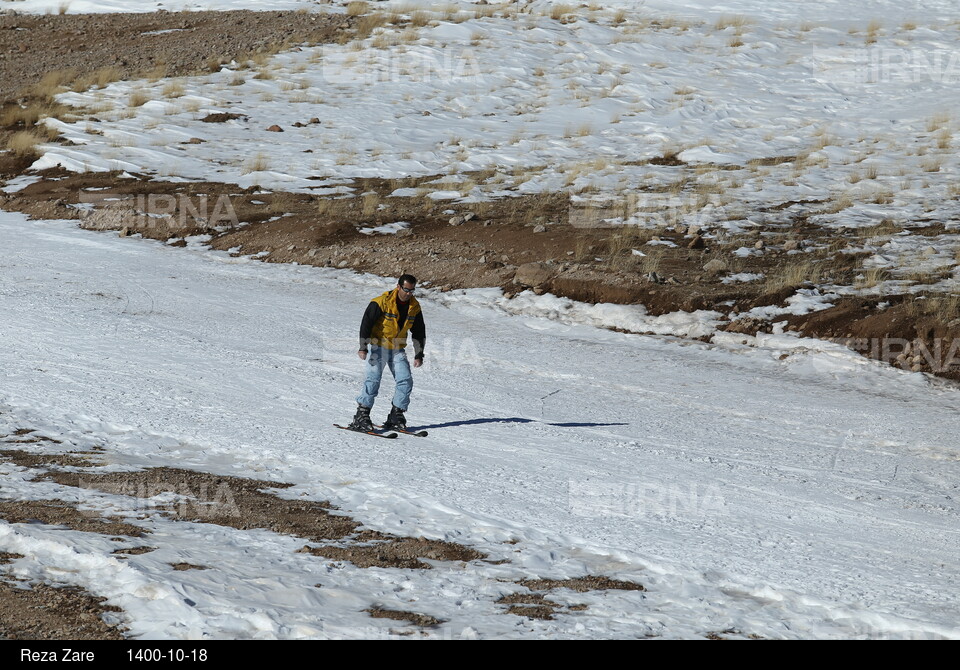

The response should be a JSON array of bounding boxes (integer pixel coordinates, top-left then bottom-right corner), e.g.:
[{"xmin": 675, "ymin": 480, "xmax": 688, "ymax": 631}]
[{"xmin": 356, "ymin": 346, "xmax": 413, "ymax": 410}]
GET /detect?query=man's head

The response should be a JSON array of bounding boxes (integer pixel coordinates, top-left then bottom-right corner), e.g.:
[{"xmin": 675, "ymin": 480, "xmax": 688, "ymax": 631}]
[{"xmin": 397, "ymin": 274, "xmax": 417, "ymax": 302}]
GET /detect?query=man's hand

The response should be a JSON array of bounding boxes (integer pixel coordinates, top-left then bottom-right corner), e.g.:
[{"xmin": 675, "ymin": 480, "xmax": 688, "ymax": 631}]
[
  {"xmin": 413, "ymin": 357, "xmax": 423, "ymax": 369},
  {"xmin": 358, "ymin": 349, "xmax": 367, "ymax": 361}
]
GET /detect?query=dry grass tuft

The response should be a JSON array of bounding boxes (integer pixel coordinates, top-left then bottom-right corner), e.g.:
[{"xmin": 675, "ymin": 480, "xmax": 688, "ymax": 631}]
[
  {"xmin": 1, "ymin": 100, "xmax": 69, "ymax": 128},
  {"xmin": 854, "ymin": 265, "xmax": 891, "ymax": 289},
  {"xmin": 346, "ymin": 1, "xmax": 370, "ymax": 16},
  {"xmin": 864, "ymin": 218, "xmax": 899, "ymax": 238},
  {"xmin": 162, "ymin": 81, "xmax": 185, "ymax": 99},
  {"xmin": 604, "ymin": 227, "xmax": 642, "ymax": 270},
  {"xmin": 70, "ymin": 66, "xmax": 123, "ymax": 92},
  {"xmin": 205, "ymin": 56, "xmax": 225, "ymax": 74},
  {"xmin": 361, "ymin": 192, "xmax": 381, "ymax": 217},
  {"xmin": 640, "ymin": 247, "xmax": 665, "ymax": 274},
  {"xmin": 923, "ymin": 293, "xmax": 960, "ymax": 319},
  {"xmin": 766, "ymin": 260, "xmax": 822, "ymax": 291},
  {"xmin": 6, "ymin": 130, "xmax": 47, "ymax": 156},
  {"xmin": 242, "ymin": 152, "xmax": 269, "ymax": 174},
  {"xmin": 410, "ymin": 10, "xmax": 432, "ymax": 28},
  {"xmin": 549, "ymin": 4, "xmax": 576, "ymax": 21},
  {"xmin": 29, "ymin": 68, "xmax": 77, "ymax": 99},
  {"xmin": 926, "ymin": 112, "xmax": 950, "ymax": 133},
  {"xmin": 573, "ymin": 236, "xmax": 593, "ymax": 263},
  {"xmin": 871, "ymin": 188, "xmax": 894, "ymax": 205},
  {"xmin": 128, "ymin": 90, "xmax": 150, "ymax": 107},
  {"xmin": 715, "ymin": 15, "xmax": 752, "ymax": 31},
  {"xmin": 146, "ymin": 62, "xmax": 170, "ymax": 83},
  {"xmin": 267, "ymin": 192, "xmax": 300, "ymax": 215},
  {"xmin": 356, "ymin": 12, "xmax": 387, "ymax": 38}
]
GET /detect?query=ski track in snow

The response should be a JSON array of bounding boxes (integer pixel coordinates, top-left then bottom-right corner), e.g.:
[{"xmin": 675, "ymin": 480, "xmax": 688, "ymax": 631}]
[{"xmin": 0, "ymin": 212, "xmax": 958, "ymax": 639}]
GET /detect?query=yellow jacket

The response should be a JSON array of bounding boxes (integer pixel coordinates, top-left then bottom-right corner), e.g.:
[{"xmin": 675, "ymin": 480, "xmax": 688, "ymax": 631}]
[{"xmin": 365, "ymin": 288, "xmax": 423, "ymax": 351}]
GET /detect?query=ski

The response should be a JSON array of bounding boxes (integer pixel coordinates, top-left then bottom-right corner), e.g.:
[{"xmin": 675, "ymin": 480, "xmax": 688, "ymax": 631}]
[
  {"xmin": 376, "ymin": 425, "xmax": 428, "ymax": 437},
  {"xmin": 333, "ymin": 424, "xmax": 398, "ymax": 439}
]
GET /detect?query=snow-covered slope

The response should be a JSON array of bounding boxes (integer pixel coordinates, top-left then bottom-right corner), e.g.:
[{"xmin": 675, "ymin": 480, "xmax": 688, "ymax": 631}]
[
  {"xmin": 26, "ymin": 0, "xmax": 960, "ymax": 297},
  {"xmin": 1, "ymin": 211, "xmax": 957, "ymax": 638},
  {"xmin": 4, "ymin": 0, "xmax": 959, "ymax": 24}
]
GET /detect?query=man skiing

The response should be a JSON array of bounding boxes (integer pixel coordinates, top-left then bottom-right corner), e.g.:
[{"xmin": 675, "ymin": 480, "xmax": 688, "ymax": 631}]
[{"xmin": 348, "ymin": 274, "xmax": 425, "ymax": 433}]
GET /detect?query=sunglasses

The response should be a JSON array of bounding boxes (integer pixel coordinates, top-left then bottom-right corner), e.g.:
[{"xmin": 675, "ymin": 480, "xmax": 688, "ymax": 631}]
[{"xmin": 399, "ymin": 285, "xmax": 416, "ymax": 294}]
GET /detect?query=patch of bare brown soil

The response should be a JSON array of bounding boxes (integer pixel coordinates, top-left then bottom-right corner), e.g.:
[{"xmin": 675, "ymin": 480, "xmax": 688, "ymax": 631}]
[
  {"xmin": 170, "ymin": 562, "xmax": 208, "ymax": 571},
  {"xmin": 111, "ymin": 546, "xmax": 156, "ymax": 556},
  {"xmin": 365, "ymin": 607, "xmax": 444, "ymax": 628},
  {"xmin": 39, "ymin": 465, "xmax": 357, "ymax": 540},
  {"xmin": 0, "ymin": 581, "xmax": 125, "ymax": 640},
  {"xmin": 496, "ymin": 593, "xmax": 570, "ymax": 621},
  {"xmin": 299, "ymin": 535, "xmax": 486, "ymax": 570},
  {"xmin": 34, "ymin": 465, "xmax": 488, "ymax": 569},
  {"xmin": 0, "ymin": 500, "xmax": 147, "ymax": 537},
  {"xmin": 495, "ymin": 576, "xmax": 642, "ymax": 620},
  {"xmin": 705, "ymin": 628, "xmax": 765, "ymax": 640},
  {"xmin": 0, "ymin": 448, "xmax": 99, "ymax": 469},
  {"xmin": 0, "ymin": 552, "xmax": 24, "ymax": 564},
  {"xmin": 0, "ymin": 10, "xmax": 352, "ymax": 103},
  {"xmin": 3, "ymin": 428, "xmax": 62, "ymax": 444},
  {"xmin": 200, "ymin": 112, "xmax": 246, "ymax": 123},
  {"xmin": 519, "ymin": 576, "xmax": 645, "ymax": 592}
]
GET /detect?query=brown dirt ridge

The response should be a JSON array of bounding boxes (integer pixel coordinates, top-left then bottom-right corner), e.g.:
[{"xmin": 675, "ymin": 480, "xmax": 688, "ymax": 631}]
[
  {"xmin": 6, "ymin": 166, "xmax": 959, "ymax": 382},
  {"xmin": 0, "ymin": 581, "xmax": 126, "ymax": 641}
]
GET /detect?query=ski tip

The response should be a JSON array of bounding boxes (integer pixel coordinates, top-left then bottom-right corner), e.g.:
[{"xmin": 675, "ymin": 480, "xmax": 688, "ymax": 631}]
[
  {"xmin": 374, "ymin": 425, "xmax": 428, "ymax": 437},
  {"xmin": 334, "ymin": 424, "xmax": 399, "ymax": 439}
]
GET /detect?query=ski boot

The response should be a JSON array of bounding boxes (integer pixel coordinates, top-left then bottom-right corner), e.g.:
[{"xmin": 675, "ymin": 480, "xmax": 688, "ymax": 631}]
[
  {"xmin": 382, "ymin": 405, "xmax": 407, "ymax": 431},
  {"xmin": 348, "ymin": 404, "xmax": 374, "ymax": 432}
]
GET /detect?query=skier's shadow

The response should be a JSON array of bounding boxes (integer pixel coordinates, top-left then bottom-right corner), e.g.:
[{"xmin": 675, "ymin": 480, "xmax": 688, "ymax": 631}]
[{"xmin": 414, "ymin": 417, "xmax": 628, "ymax": 430}]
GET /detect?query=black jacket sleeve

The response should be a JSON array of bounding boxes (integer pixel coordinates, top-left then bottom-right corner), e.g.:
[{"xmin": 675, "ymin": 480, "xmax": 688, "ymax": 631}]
[
  {"xmin": 410, "ymin": 312, "xmax": 425, "ymax": 359},
  {"xmin": 359, "ymin": 301, "xmax": 382, "ymax": 349}
]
